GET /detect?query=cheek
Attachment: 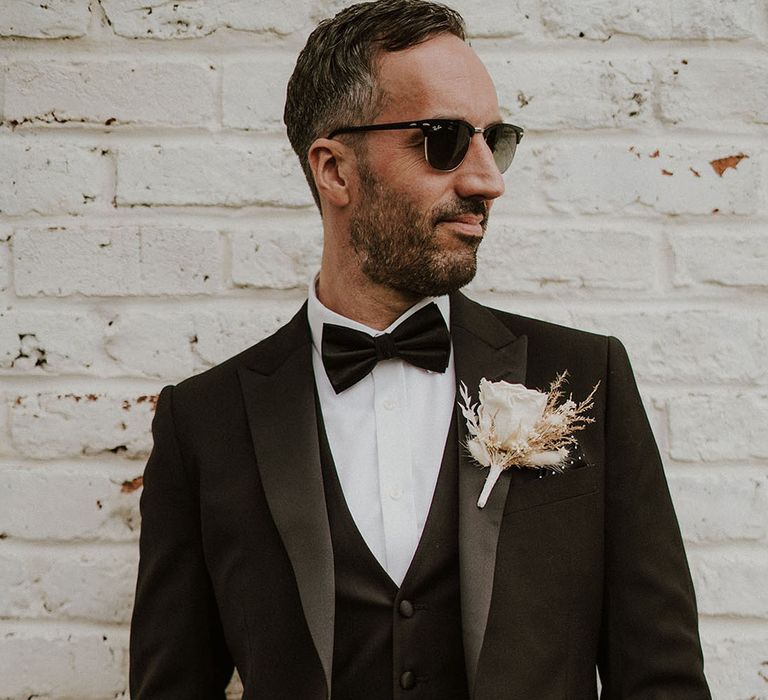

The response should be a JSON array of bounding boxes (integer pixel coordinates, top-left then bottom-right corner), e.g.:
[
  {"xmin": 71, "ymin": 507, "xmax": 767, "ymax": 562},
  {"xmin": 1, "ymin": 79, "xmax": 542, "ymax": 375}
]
[{"xmin": 383, "ymin": 159, "xmax": 431, "ymax": 192}]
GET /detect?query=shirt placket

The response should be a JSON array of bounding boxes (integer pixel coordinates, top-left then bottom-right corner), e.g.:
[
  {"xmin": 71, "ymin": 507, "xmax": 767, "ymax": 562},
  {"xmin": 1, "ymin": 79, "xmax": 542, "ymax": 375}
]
[{"xmin": 372, "ymin": 359, "xmax": 419, "ymax": 586}]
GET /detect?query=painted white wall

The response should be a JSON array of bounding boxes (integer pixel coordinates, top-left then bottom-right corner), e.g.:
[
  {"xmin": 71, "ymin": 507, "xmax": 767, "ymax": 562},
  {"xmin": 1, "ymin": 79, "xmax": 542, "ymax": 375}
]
[{"xmin": 0, "ymin": 0, "xmax": 766, "ymax": 697}]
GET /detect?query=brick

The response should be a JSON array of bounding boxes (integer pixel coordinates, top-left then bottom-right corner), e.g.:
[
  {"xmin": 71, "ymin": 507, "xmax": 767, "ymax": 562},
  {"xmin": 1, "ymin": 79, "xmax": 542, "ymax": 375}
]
[
  {"xmin": 672, "ymin": 229, "xmax": 768, "ymax": 288},
  {"xmin": 105, "ymin": 311, "xmax": 195, "ymax": 379},
  {"xmin": 5, "ymin": 61, "xmax": 216, "ymax": 127},
  {"xmin": 0, "ymin": 0, "xmax": 90, "ymax": 38},
  {"xmin": 0, "ymin": 394, "xmax": 10, "ymax": 458},
  {"xmin": 0, "ymin": 313, "xmax": 16, "ymax": 368},
  {"xmin": 0, "ymin": 308, "xmax": 103, "ymax": 374},
  {"xmin": 230, "ymin": 228, "xmax": 322, "ymax": 289},
  {"xmin": 14, "ymin": 226, "xmax": 140, "ymax": 296},
  {"xmin": 191, "ymin": 301, "xmax": 303, "ymax": 368},
  {"xmin": 659, "ymin": 57, "xmax": 768, "ymax": 127},
  {"xmin": 223, "ymin": 58, "xmax": 295, "ymax": 130},
  {"xmin": 9, "ymin": 392, "xmax": 156, "ymax": 460},
  {"xmin": 700, "ymin": 620, "xmax": 768, "ymax": 699},
  {"xmin": 669, "ymin": 471, "xmax": 768, "ymax": 544},
  {"xmin": 688, "ymin": 548, "xmax": 768, "ymax": 618},
  {"xmin": 543, "ymin": 143, "xmax": 760, "ymax": 216},
  {"xmin": 669, "ymin": 393, "xmax": 768, "ymax": 462},
  {"xmin": 13, "ymin": 226, "xmax": 223, "ymax": 297},
  {"xmin": 669, "ymin": 0, "xmax": 762, "ymax": 40},
  {"xmin": 470, "ymin": 226, "xmax": 652, "ymax": 293},
  {"xmin": 0, "ymin": 144, "xmax": 111, "ymax": 217},
  {"xmin": 0, "ymin": 309, "xmax": 201, "ymax": 379},
  {"xmin": 101, "ymin": 0, "xmax": 314, "ymax": 38},
  {"xmin": 485, "ymin": 56, "xmax": 653, "ymax": 130},
  {"xmin": 0, "ymin": 233, "xmax": 9, "ymax": 293},
  {"xmin": 571, "ymin": 310, "xmax": 763, "ymax": 384},
  {"xmin": 0, "ymin": 466, "xmax": 142, "ymax": 540},
  {"xmin": 0, "ymin": 626, "xmax": 127, "ymax": 698},
  {"xmin": 541, "ymin": 0, "xmax": 759, "ymax": 40},
  {"xmin": 116, "ymin": 143, "xmax": 312, "ymax": 208},
  {"xmin": 140, "ymin": 226, "xmax": 223, "ymax": 295},
  {"xmin": 0, "ymin": 545, "xmax": 138, "ymax": 623},
  {"xmin": 455, "ymin": 0, "xmax": 535, "ymax": 36}
]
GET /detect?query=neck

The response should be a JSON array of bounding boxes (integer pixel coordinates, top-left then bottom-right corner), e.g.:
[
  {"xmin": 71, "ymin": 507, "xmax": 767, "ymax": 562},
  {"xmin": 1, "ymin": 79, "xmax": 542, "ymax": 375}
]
[
  {"xmin": 316, "ymin": 266, "xmax": 422, "ymax": 331},
  {"xmin": 316, "ymin": 212, "xmax": 427, "ymax": 330}
]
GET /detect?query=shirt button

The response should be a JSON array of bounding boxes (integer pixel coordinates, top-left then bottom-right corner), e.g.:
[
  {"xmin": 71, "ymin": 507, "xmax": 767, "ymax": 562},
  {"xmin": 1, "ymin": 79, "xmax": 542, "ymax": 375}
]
[
  {"xmin": 382, "ymin": 399, "xmax": 397, "ymax": 410},
  {"xmin": 399, "ymin": 599, "xmax": 414, "ymax": 618},
  {"xmin": 400, "ymin": 670, "xmax": 416, "ymax": 690},
  {"xmin": 389, "ymin": 484, "xmax": 402, "ymax": 500}
]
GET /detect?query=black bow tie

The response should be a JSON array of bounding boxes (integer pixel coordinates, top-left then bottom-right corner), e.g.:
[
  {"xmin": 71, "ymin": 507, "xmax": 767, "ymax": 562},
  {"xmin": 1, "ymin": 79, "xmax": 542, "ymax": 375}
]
[{"xmin": 321, "ymin": 302, "xmax": 451, "ymax": 394}]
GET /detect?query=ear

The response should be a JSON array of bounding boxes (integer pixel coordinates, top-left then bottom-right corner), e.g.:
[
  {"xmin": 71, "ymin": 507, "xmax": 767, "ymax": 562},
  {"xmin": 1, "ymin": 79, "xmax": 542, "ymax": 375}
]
[{"xmin": 308, "ymin": 138, "xmax": 355, "ymax": 209}]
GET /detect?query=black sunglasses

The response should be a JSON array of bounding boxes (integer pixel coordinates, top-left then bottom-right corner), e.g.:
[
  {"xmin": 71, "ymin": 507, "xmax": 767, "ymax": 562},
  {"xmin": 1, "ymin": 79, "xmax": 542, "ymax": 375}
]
[{"xmin": 328, "ymin": 119, "xmax": 524, "ymax": 173}]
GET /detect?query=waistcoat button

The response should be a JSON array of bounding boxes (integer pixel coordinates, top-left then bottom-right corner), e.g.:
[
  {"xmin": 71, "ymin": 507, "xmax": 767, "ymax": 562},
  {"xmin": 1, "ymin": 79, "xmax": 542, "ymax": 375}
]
[
  {"xmin": 400, "ymin": 670, "xmax": 416, "ymax": 689},
  {"xmin": 398, "ymin": 599, "xmax": 414, "ymax": 618}
]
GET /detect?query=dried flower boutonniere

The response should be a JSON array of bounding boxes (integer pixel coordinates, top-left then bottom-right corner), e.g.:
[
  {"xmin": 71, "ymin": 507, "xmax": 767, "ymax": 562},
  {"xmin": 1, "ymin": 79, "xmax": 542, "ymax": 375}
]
[{"xmin": 458, "ymin": 373, "xmax": 598, "ymax": 508}]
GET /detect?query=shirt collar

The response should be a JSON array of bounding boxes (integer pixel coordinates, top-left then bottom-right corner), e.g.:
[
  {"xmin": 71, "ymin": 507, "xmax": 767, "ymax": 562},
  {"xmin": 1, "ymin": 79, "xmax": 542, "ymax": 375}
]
[{"xmin": 307, "ymin": 274, "xmax": 451, "ymax": 352}]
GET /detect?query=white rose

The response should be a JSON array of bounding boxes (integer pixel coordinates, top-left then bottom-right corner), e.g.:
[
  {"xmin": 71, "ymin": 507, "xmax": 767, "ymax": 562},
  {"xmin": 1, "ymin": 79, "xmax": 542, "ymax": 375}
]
[{"xmin": 478, "ymin": 379, "xmax": 547, "ymax": 451}]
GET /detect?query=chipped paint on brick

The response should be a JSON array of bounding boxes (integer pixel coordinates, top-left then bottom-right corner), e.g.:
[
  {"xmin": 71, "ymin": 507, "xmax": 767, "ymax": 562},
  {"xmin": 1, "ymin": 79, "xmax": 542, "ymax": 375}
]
[
  {"xmin": 135, "ymin": 394, "xmax": 159, "ymax": 409},
  {"xmin": 121, "ymin": 476, "xmax": 144, "ymax": 493},
  {"xmin": 710, "ymin": 153, "xmax": 749, "ymax": 177}
]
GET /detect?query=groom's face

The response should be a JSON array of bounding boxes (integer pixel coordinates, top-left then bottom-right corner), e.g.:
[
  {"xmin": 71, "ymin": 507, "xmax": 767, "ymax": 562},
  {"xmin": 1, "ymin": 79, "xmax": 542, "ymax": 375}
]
[{"xmin": 346, "ymin": 33, "xmax": 506, "ymax": 298}]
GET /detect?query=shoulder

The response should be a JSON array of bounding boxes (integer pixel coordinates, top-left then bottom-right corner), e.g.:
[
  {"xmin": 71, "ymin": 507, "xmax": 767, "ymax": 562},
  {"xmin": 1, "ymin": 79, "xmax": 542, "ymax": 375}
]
[
  {"xmin": 453, "ymin": 293, "xmax": 629, "ymax": 395},
  {"xmin": 492, "ymin": 306, "xmax": 604, "ymax": 344},
  {"xmin": 455, "ymin": 292, "xmax": 613, "ymax": 351}
]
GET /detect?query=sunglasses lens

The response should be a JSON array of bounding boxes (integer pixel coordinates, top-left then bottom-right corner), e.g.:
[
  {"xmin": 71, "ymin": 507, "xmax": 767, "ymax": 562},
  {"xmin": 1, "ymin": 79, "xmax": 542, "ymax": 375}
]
[
  {"xmin": 424, "ymin": 122, "xmax": 471, "ymax": 171},
  {"xmin": 484, "ymin": 124, "xmax": 518, "ymax": 174}
]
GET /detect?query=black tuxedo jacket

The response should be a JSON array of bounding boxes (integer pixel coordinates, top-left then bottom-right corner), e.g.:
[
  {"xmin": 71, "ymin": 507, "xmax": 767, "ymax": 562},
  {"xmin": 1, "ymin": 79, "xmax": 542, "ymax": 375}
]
[{"xmin": 130, "ymin": 293, "xmax": 710, "ymax": 699}]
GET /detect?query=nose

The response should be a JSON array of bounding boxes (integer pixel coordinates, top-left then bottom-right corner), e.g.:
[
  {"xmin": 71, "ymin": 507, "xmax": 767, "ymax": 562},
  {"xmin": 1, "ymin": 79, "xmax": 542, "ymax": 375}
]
[{"xmin": 453, "ymin": 133, "xmax": 506, "ymax": 202}]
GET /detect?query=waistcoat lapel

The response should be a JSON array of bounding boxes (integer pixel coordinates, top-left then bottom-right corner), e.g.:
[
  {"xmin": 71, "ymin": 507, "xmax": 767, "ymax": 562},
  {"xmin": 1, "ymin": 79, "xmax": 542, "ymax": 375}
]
[
  {"xmin": 237, "ymin": 304, "xmax": 334, "ymax": 698},
  {"xmin": 450, "ymin": 293, "xmax": 528, "ymax": 696}
]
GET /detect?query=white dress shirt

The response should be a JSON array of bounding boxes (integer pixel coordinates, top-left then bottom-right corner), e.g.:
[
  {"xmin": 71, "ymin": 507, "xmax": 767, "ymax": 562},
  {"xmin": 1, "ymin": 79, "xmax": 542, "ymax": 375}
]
[{"xmin": 307, "ymin": 279, "xmax": 456, "ymax": 586}]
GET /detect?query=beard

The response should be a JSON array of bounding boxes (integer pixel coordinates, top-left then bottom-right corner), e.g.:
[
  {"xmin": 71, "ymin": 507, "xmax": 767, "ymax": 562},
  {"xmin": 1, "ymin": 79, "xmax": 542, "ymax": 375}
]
[{"xmin": 348, "ymin": 161, "xmax": 488, "ymax": 298}]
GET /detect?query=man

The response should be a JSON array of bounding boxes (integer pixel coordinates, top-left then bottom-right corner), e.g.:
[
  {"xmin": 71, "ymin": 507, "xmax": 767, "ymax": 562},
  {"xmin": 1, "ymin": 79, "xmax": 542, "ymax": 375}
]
[{"xmin": 130, "ymin": 1, "xmax": 711, "ymax": 698}]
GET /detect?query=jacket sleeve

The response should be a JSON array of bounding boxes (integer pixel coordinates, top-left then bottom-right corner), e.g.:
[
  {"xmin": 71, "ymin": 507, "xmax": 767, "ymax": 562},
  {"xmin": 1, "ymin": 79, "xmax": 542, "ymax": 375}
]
[
  {"xmin": 597, "ymin": 337, "xmax": 711, "ymax": 699},
  {"xmin": 130, "ymin": 385, "xmax": 234, "ymax": 699}
]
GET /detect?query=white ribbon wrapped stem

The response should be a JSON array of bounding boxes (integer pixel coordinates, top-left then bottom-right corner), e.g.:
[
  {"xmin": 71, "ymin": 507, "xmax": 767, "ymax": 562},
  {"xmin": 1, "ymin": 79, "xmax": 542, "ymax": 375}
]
[{"xmin": 477, "ymin": 462, "xmax": 503, "ymax": 509}]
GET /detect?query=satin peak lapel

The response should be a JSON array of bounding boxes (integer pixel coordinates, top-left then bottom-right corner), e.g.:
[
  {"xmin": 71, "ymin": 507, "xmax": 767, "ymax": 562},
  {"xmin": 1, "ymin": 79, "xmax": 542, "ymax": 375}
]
[
  {"xmin": 450, "ymin": 293, "xmax": 528, "ymax": 696},
  {"xmin": 237, "ymin": 308, "xmax": 334, "ymax": 698}
]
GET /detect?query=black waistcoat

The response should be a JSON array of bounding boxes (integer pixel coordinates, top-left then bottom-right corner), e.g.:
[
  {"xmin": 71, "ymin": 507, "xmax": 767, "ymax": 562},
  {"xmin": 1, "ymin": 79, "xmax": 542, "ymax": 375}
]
[{"xmin": 317, "ymin": 406, "xmax": 469, "ymax": 700}]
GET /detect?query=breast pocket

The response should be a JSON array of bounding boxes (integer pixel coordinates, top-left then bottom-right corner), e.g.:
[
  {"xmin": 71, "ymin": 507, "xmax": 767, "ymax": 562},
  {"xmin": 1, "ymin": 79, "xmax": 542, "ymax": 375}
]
[{"xmin": 502, "ymin": 461, "xmax": 600, "ymax": 515}]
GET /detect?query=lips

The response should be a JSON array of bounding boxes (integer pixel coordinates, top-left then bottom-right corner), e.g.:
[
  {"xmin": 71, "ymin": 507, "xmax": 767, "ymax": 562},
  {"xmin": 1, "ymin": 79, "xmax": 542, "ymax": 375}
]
[
  {"xmin": 437, "ymin": 212, "xmax": 486, "ymax": 237},
  {"xmin": 433, "ymin": 200, "xmax": 489, "ymax": 235},
  {"xmin": 438, "ymin": 220, "xmax": 485, "ymax": 240},
  {"xmin": 443, "ymin": 214, "xmax": 484, "ymax": 226}
]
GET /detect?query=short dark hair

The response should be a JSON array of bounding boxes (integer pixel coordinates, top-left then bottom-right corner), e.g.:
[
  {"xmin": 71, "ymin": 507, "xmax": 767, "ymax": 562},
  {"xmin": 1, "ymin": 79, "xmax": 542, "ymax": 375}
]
[{"xmin": 283, "ymin": 0, "xmax": 466, "ymax": 211}]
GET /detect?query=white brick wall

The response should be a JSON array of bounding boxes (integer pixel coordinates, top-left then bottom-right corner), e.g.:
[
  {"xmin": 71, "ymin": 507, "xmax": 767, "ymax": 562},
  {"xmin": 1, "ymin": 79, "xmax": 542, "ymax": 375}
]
[{"xmin": 0, "ymin": 0, "xmax": 766, "ymax": 696}]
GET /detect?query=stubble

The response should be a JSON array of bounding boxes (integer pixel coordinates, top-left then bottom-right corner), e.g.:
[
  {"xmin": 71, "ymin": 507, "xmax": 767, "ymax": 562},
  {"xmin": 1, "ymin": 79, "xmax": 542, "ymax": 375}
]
[{"xmin": 349, "ymin": 162, "xmax": 488, "ymax": 298}]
